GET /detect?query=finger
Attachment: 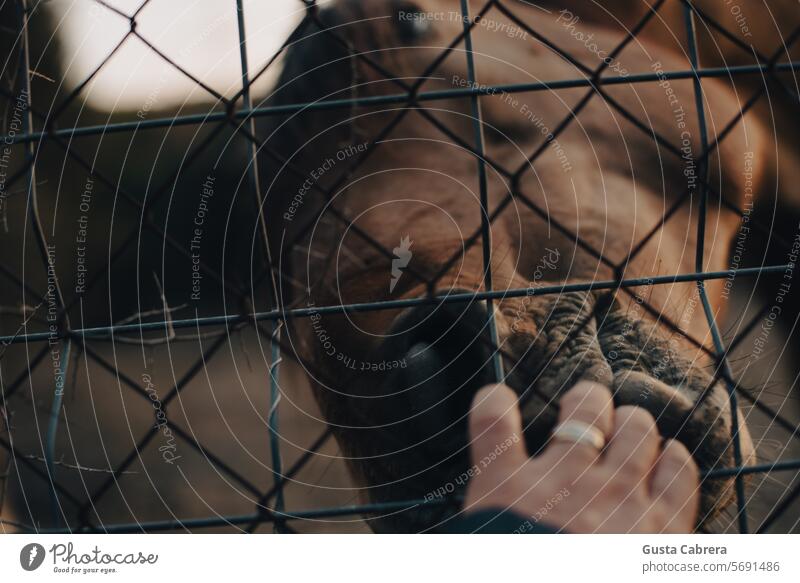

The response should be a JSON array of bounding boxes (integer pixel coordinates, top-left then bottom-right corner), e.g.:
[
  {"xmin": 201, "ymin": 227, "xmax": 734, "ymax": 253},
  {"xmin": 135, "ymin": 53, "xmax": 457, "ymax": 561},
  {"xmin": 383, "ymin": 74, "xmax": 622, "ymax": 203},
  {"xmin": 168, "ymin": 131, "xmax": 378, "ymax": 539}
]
[
  {"xmin": 468, "ymin": 384, "xmax": 529, "ymax": 470},
  {"xmin": 545, "ymin": 380, "xmax": 614, "ymax": 464},
  {"xmin": 603, "ymin": 405, "xmax": 660, "ymax": 480},
  {"xmin": 651, "ymin": 439, "xmax": 700, "ymax": 532}
]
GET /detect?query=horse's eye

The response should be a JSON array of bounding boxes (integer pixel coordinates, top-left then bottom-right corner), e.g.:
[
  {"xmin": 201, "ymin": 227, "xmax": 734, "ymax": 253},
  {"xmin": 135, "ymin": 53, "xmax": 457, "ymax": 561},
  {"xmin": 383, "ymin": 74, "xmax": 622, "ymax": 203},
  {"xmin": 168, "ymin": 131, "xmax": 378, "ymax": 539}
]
[{"xmin": 394, "ymin": 3, "xmax": 432, "ymax": 43}]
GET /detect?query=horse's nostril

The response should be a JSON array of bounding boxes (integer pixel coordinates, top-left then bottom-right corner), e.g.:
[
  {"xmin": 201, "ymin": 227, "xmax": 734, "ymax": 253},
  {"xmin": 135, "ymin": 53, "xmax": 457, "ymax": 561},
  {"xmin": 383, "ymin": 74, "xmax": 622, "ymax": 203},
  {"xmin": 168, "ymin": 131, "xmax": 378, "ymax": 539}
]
[{"xmin": 379, "ymin": 297, "xmax": 496, "ymax": 447}]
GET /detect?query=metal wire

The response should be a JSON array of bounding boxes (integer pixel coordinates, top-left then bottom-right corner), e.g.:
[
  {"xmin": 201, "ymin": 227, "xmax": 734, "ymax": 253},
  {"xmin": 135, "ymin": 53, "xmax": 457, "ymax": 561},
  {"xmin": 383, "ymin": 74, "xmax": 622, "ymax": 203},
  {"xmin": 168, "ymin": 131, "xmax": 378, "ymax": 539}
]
[{"xmin": 0, "ymin": 0, "xmax": 799, "ymax": 534}]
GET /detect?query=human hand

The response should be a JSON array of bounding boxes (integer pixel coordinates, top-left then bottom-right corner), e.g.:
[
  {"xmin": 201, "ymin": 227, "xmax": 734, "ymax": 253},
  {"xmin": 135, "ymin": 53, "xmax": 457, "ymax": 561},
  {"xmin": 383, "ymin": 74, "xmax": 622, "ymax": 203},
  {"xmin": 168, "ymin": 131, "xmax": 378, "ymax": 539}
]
[{"xmin": 464, "ymin": 380, "xmax": 700, "ymax": 533}]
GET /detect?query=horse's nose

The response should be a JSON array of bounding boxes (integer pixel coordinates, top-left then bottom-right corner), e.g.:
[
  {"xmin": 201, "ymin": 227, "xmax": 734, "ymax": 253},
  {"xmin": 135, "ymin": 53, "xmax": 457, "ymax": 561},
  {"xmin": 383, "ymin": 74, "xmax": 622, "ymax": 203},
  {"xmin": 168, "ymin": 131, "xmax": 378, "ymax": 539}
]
[{"xmin": 377, "ymin": 296, "xmax": 497, "ymax": 450}]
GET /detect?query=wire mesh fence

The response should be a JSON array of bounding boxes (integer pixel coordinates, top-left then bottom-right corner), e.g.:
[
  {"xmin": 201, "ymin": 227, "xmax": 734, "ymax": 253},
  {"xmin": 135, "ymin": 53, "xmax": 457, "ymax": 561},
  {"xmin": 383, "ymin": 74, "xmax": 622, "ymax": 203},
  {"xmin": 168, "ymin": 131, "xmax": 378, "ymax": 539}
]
[{"xmin": 0, "ymin": 0, "xmax": 799, "ymax": 533}]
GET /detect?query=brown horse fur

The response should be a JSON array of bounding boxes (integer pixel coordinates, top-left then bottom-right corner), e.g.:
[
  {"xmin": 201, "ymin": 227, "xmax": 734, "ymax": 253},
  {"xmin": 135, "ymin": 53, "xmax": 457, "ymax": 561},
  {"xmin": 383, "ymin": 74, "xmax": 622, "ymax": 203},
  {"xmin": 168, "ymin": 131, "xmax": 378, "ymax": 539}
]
[{"xmin": 263, "ymin": 0, "xmax": 774, "ymax": 532}]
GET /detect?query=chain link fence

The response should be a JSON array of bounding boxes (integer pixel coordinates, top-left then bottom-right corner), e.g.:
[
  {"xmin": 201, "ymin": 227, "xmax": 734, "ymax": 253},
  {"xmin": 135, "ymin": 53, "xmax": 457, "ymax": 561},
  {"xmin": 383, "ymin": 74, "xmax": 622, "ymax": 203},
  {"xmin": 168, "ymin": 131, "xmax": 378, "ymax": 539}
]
[{"xmin": 1, "ymin": 0, "xmax": 799, "ymax": 533}]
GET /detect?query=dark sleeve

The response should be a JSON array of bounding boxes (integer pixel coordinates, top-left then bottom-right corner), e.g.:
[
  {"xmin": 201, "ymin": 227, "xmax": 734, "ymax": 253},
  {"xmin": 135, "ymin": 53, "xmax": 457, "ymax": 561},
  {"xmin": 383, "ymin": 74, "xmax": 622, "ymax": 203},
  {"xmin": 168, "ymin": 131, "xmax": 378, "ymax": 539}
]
[{"xmin": 441, "ymin": 508, "xmax": 559, "ymax": 534}]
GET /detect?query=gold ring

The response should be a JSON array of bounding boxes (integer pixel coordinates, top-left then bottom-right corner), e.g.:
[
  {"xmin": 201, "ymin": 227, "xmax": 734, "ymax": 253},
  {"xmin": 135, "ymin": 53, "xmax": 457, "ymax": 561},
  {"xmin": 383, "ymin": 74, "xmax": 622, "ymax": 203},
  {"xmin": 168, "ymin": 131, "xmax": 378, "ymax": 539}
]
[{"xmin": 551, "ymin": 419, "xmax": 606, "ymax": 451}]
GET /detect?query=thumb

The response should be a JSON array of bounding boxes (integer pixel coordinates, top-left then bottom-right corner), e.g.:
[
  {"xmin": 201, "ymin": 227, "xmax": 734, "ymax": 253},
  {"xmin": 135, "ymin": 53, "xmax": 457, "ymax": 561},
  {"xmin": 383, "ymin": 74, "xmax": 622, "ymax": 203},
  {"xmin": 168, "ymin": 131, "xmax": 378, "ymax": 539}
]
[{"xmin": 468, "ymin": 384, "xmax": 529, "ymax": 469}]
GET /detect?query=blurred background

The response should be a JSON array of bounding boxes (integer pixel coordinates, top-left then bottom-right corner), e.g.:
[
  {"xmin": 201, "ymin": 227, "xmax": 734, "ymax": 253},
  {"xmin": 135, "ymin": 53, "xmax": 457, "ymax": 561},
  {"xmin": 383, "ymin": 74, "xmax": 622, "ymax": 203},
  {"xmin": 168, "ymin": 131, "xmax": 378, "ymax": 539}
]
[{"xmin": 0, "ymin": 0, "xmax": 798, "ymax": 533}]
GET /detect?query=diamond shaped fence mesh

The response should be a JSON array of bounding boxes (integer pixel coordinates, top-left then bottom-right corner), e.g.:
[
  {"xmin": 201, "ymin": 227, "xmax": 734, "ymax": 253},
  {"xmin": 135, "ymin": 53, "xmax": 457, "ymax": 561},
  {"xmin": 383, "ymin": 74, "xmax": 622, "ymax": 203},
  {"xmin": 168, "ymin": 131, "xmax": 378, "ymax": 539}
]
[{"xmin": 0, "ymin": 0, "xmax": 799, "ymax": 533}]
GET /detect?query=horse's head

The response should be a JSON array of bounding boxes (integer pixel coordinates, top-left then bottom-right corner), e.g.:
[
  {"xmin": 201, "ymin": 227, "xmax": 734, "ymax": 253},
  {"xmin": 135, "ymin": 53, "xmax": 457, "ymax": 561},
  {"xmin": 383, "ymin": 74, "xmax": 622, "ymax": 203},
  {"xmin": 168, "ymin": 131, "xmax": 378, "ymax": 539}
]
[{"xmin": 265, "ymin": 0, "xmax": 764, "ymax": 531}]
